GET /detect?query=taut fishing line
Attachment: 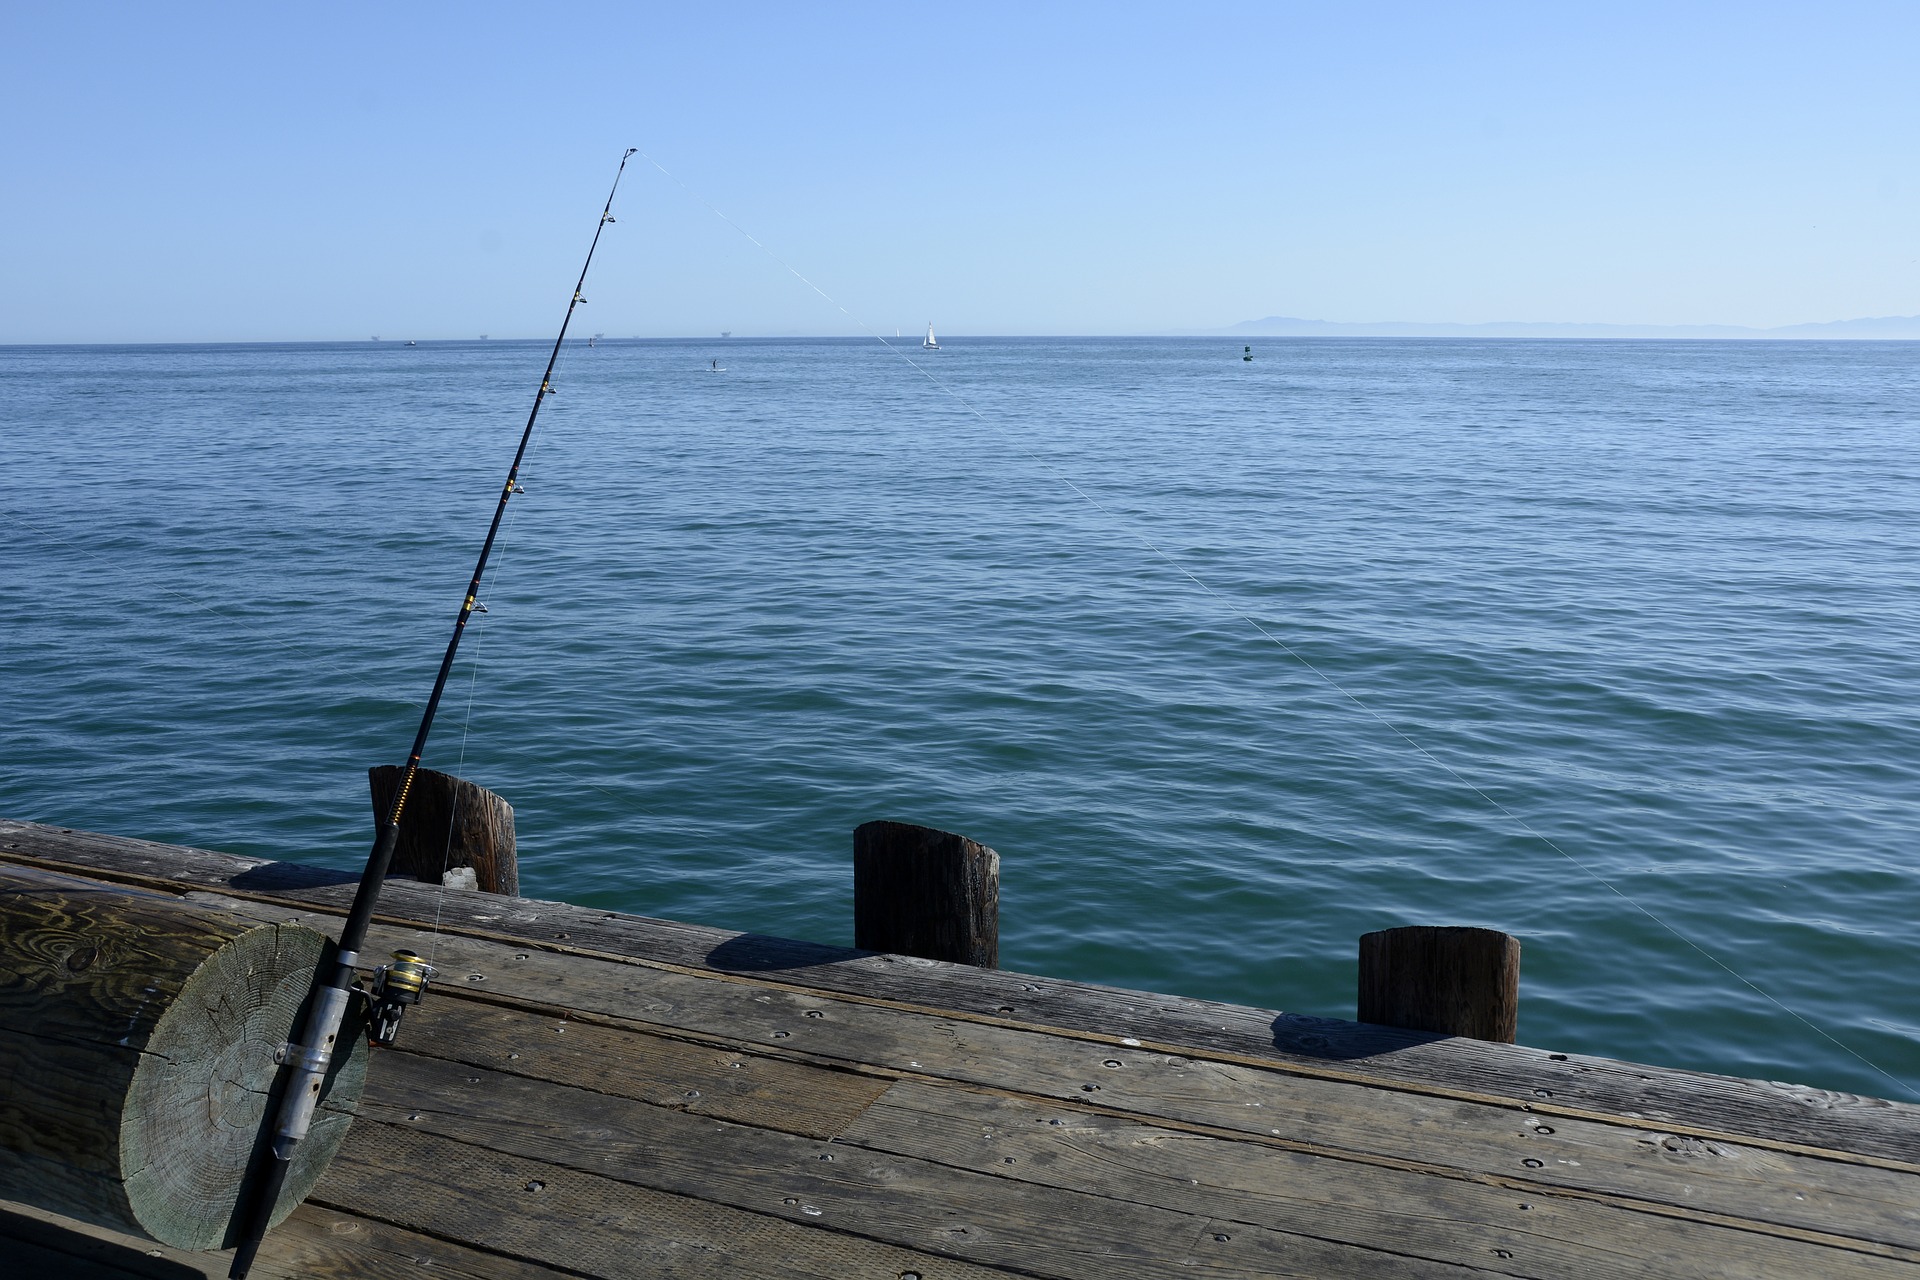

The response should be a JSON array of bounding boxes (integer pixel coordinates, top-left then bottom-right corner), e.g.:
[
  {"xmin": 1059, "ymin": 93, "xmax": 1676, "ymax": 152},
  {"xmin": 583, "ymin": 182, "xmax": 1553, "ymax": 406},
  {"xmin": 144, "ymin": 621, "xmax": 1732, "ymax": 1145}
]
[
  {"xmin": 428, "ymin": 446, "xmax": 530, "ymax": 963},
  {"xmin": 428, "ymin": 346, "xmax": 565, "ymax": 963},
  {"xmin": 638, "ymin": 152, "xmax": 1915, "ymax": 1101}
]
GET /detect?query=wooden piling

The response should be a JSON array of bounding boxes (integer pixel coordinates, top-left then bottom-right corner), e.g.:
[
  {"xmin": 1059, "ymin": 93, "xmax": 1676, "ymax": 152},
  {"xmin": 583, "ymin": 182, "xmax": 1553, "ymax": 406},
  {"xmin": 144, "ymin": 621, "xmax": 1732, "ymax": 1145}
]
[
  {"xmin": 0, "ymin": 863, "xmax": 367, "ymax": 1248},
  {"xmin": 368, "ymin": 765, "xmax": 517, "ymax": 895},
  {"xmin": 1357, "ymin": 925, "xmax": 1520, "ymax": 1043},
  {"xmin": 853, "ymin": 821, "xmax": 999, "ymax": 968}
]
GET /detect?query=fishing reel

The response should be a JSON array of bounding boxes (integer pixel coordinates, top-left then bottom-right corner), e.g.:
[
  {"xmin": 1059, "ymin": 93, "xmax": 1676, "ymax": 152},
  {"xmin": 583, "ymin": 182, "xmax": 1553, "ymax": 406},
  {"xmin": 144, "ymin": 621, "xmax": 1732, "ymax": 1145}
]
[{"xmin": 364, "ymin": 949, "xmax": 436, "ymax": 1048}]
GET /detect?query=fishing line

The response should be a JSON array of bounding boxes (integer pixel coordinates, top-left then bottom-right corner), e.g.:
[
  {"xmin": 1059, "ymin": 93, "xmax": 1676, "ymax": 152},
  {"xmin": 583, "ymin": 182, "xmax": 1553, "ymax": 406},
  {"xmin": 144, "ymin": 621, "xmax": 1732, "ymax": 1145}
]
[
  {"xmin": 425, "ymin": 407, "xmax": 551, "ymax": 967},
  {"xmin": 426, "ymin": 322, "xmax": 593, "ymax": 926},
  {"xmin": 639, "ymin": 152, "xmax": 1917, "ymax": 1100}
]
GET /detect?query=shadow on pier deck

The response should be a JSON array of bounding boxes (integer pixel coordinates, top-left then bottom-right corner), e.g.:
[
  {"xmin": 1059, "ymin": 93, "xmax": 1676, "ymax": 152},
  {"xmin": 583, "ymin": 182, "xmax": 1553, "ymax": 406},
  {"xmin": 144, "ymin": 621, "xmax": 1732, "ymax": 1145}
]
[{"xmin": 3, "ymin": 820, "xmax": 1917, "ymax": 1279}]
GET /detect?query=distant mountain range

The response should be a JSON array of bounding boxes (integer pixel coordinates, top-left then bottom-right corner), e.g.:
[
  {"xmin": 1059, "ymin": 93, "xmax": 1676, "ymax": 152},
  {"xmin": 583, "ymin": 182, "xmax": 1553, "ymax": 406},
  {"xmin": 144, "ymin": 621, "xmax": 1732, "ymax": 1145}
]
[{"xmin": 1224, "ymin": 315, "xmax": 1920, "ymax": 339}]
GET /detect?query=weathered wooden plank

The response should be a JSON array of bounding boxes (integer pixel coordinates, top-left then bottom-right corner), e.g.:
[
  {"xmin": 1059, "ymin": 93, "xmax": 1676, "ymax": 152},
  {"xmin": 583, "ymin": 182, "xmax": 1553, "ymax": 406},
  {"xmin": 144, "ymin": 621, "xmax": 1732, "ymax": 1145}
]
[
  {"xmin": 841, "ymin": 1079, "xmax": 1920, "ymax": 1278},
  {"xmin": 369, "ymin": 902, "xmax": 1920, "ymax": 1163},
  {"xmin": 354, "ymin": 1052, "xmax": 1479, "ymax": 1279},
  {"xmin": 0, "ymin": 1195, "xmax": 560, "ymax": 1280},
  {"xmin": 0, "ymin": 1196, "xmax": 222, "ymax": 1278},
  {"xmin": 0, "ymin": 1233, "xmax": 163, "ymax": 1280},
  {"xmin": 0, "ymin": 1205, "xmax": 226, "ymax": 1280},
  {"xmin": 7, "ymin": 820, "xmax": 1912, "ymax": 1165},
  {"xmin": 0, "ymin": 1030, "xmax": 141, "ymax": 1178},
  {"xmin": 262, "ymin": 1202, "xmax": 576, "ymax": 1280},
  {"xmin": 315, "ymin": 1123, "xmax": 1030, "ymax": 1280},
  {"xmin": 7, "ymin": 827, "xmax": 1917, "ymax": 1274},
  {"xmin": 131, "ymin": 882, "xmax": 1920, "ymax": 1250},
  {"xmin": 340, "ymin": 924, "xmax": 1920, "ymax": 1250},
  {"xmin": 101, "ymin": 879, "xmax": 1916, "ymax": 1253},
  {"xmin": 396, "ymin": 997, "xmax": 891, "ymax": 1140},
  {"xmin": 2, "ymin": 1099, "xmax": 959, "ymax": 1280}
]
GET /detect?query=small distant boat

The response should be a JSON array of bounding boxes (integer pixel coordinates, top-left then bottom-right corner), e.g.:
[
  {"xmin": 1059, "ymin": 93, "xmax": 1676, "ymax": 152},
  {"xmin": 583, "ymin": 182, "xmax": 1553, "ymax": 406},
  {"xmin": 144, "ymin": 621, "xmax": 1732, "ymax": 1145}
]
[
  {"xmin": 1243, "ymin": 345, "xmax": 1252, "ymax": 362},
  {"xmin": 405, "ymin": 340, "xmax": 417, "ymax": 347},
  {"xmin": 721, "ymin": 331, "xmax": 731, "ymax": 338},
  {"xmin": 708, "ymin": 359, "xmax": 726, "ymax": 373},
  {"xmin": 923, "ymin": 323, "xmax": 939, "ymax": 350}
]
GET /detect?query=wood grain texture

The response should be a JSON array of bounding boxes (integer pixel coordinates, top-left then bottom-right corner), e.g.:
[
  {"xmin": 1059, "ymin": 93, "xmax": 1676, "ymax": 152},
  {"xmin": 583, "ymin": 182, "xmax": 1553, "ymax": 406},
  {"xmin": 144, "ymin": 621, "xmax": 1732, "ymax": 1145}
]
[
  {"xmin": 0, "ymin": 1196, "xmax": 220, "ymax": 1279},
  {"xmin": 0, "ymin": 1195, "xmax": 561, "ymax": 1280},
  {"xmin": 0, "ymin": 863, "xmax": 245, "ymax": 1052},
  {"xmin": 368, "ymin": 766, "xmax": 517, "ymax": 896},
  {"xmin": 854, "ymin": 820, "xmax": 999, "ymax": 967},
  {"xmin": 9, "ymin": 821, "xmax": 1903, "ymax": 1166},
  {"xmin": 316, "ymin": 1123, "xmax": 1029, "ymax": 1280},
  {"xmin": 127, "ymin": 882, "xmax": 1920, "ymax": 1256},
  {"xmin": 0, "ymin": 863, "xmax": 366, "ymax": 1249},
  {"xmin": 1360, "ymin": 926, "xmax": 1521, "ymax": 1043},
  {"xmin": 50, "ymin": 876, "xmax": 1920, "ymax": 1256},
  {"xmin": 353, "ymin": 1052, "xmax": 1477, "ymax": 1279},
  {"xmin": 122, "ymin": 917, "xmax": 368, "ymax": 1250},
  {"xmin": 324, "ymin": 923, "xmax": 1920, "ymax": 1251},
  {"xmin": 840, "ymin": 1079, "xmax": 1920, "ymax": 1279},
  {"xmin": 8, "ymin": 821, "xmax": 1912, "ymax": 1167},
  {"xmin": 256, "ymin": 1203, "xmax": 579, "ymax": 1280},
  {"xmin": 394, "ymin": 998, "xmax": 891, "ymax": 1140},
  {"xmin": 5, "ymin": 826, "xmax": 1918, "ymax": 1280},
  {"xmin": 0, "ymin": 1232, "xmax": 166, "ymax": 1280}
]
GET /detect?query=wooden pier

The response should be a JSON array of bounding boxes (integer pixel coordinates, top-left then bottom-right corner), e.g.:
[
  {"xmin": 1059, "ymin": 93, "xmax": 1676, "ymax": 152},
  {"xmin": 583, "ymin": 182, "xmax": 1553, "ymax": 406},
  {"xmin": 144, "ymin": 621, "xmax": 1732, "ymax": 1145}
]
[{"xmin": 2, "ymin": 818, "xmax": 1917, "ymax": 1278}]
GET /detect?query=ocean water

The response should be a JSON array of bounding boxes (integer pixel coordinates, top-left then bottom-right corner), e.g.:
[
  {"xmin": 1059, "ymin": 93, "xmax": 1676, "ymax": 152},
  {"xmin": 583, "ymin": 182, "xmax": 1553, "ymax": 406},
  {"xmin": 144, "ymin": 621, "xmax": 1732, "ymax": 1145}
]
[{"xmin": 3, "ymin": 336, "xmax": 1916, "ymax": 1100}]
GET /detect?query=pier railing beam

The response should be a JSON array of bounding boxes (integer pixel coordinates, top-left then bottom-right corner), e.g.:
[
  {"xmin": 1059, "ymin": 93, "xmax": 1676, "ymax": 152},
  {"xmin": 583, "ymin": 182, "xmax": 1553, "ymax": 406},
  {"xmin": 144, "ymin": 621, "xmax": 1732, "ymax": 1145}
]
[
  {"xmin": 1358, "ymin": 925, "xmax": 1520, "ymax": 1043},
  {"xmin": 854, "ymin": 821, "xmax": 999, "ymax": 968},
  {"xmin": 368, "ymin": 765, "xmax": 518, "ymax": 896}
]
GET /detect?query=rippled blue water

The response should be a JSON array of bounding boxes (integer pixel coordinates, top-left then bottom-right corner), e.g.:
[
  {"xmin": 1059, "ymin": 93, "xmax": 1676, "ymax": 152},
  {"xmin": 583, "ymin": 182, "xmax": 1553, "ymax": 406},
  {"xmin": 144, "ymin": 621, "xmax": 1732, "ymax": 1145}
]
[{"xmin": 4, "ymin": 337, "xmax": 1916, "ymax": 1098}]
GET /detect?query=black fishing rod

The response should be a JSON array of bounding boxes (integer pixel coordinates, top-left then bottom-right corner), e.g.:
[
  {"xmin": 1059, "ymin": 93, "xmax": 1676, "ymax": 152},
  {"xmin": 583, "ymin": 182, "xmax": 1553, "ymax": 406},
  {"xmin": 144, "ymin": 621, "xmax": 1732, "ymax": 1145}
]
[{"xmin": 227, "ymin": 147, "xmax": 638, "ymax": 1280}]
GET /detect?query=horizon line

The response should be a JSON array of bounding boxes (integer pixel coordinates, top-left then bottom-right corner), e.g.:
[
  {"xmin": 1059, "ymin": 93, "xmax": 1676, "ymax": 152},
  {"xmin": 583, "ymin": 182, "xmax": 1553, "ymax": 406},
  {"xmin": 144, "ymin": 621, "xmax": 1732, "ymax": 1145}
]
[{"xmin": 9, "ymin": 312, "xmax": 1920, "ymax": 347}]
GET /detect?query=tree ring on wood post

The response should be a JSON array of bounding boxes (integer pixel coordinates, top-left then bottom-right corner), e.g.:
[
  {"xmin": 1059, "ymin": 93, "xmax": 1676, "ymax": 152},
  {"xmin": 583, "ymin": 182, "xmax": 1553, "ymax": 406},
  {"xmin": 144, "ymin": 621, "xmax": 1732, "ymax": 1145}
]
[
  {"xmin": 0, "ymin": 865, "xmax": 369, "ymax": 1250},
  {"xmin": 122, "ymin": 921, "xmax": 369, "ymax": 1249}
]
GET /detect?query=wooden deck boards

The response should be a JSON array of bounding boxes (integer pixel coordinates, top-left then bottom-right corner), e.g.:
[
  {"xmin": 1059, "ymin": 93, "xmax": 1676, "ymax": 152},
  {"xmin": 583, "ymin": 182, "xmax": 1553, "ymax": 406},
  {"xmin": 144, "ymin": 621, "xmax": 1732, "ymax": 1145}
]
[{"xmin": 2, "ymin": 820, "xmax": 1916, "ymax": 1278}]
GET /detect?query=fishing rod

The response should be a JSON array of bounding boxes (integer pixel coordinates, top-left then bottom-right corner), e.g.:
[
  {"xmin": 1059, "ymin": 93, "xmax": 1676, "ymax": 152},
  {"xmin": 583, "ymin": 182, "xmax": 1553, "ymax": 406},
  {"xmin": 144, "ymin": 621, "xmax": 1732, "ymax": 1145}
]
[{"xmin": 227, "ymin": 147, "xmax": 638, "ymax": 1280}]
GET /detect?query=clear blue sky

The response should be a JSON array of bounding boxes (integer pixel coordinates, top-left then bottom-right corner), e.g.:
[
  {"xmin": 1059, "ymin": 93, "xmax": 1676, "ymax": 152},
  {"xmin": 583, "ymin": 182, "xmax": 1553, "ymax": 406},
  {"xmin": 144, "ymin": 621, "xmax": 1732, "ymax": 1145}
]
[{"xmin": 3, "ymin": 3, "xmax": 1915, "ymax": 341}]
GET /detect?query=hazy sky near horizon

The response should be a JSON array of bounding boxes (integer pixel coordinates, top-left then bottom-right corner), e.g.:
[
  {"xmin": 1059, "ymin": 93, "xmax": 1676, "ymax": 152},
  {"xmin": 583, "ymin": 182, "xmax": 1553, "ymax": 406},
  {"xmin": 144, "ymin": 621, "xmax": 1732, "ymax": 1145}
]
[{"xmin": 3, "ymin": 3, "xmax": 1916, "ymax": 342}]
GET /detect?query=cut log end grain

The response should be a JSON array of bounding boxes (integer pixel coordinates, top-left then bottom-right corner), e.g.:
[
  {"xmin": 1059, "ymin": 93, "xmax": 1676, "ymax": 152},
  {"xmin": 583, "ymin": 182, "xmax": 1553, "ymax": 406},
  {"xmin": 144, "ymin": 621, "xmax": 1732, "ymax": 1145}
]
[{"xmin": 0, "ymin": 865, "xmax": 368, "ymax": 1250}]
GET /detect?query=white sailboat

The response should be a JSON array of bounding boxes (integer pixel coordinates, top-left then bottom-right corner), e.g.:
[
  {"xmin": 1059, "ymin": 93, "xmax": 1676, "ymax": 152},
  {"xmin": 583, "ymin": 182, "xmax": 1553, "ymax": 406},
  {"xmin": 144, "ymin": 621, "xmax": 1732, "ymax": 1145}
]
[{"xmin": 923, "ymin": 322, "xmax": 939, "ymax": 350}]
